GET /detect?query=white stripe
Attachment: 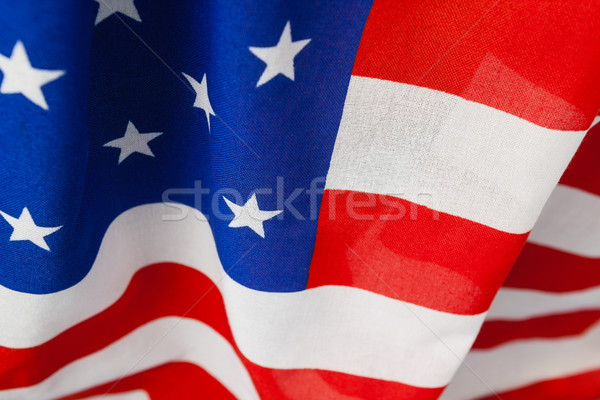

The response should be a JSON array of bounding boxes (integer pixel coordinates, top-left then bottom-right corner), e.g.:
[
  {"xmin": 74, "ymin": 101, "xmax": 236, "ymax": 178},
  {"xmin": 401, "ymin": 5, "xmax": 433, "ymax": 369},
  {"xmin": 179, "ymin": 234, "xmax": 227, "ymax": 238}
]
[
  {"xmin": 488, "ymin": 286, "xmax": 600, "ymax": 321},
  {"xmin": 222, "ymin": 280, "xmax": 483, "ymax": 387},
  {"xmin": 528, "ymin": 184, "xmax": 600, "ymax": 257},
  {"xmin": 0, "ymin": 203, "xmax": 485, "ymax": 388},
  {"xmin": 440, "ymin": 320, "xmax": 600, "ymax": 400},
  {"xmin": 0, "ymin": 318, "xmax": 258, "ymax": 400},
  {"xmin": 325, "ymin": 76, "xmax": 586, "ymax": 234},
  {"xmin": 79, "ymin": 390, "xmax": 150, "ymax": 400}
]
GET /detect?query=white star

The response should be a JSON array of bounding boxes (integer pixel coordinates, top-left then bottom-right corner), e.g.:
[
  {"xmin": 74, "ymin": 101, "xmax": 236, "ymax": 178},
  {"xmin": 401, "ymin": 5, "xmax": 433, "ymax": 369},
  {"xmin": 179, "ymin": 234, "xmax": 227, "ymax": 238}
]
[
  {"xmin": 0, "ymin": 41, "xmax": 65, "ymax": 110},
  {"xmin": 249, "ymin": 21, "xmax": 311, "ymax": 87},
  {"xmin": 94, "ymin": 0, "xmax": 141, "ymax": 25},
  {"xmin": 0, "ymin": 207, "xmax": 62, "ymax": 251},
  {"xmin": 182, "ymin": 72, "xmax": 215, "ymax": 133},
  {"xmin": 223, "ymin": 194, "xmax": 282, "ymax": 238},
  {"xmin": 104, "ymin": 121, "xmax": 163, "ymax": 164}
]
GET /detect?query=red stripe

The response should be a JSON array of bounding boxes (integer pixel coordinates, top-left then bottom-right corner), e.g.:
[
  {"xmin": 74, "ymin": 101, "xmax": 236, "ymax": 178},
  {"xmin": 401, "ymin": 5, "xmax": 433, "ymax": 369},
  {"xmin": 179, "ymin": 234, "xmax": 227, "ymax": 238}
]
[
  {"xmin": 56, "ymin": 363, "xmax": 445, "ymax": 400},
  {"xmin": 353, "ymin": 0, "xmax": 600, "ymax": 130},
  {"xmin": 0, "ymin": 263, "xmax": 233, "ymax": 390},
  {"xmin": 307, "ymin": 190, "xmax": 526, "ymax": 314},
  {"xmin": 473, "ymin": 310, "xmax": 600, "ymax": 349},
  {"xmin": 0, "ymin": 263, "xmax": 443, "ymax": 400},
  {"xmin": 475, "ymin": 367, "xmax": 600, "ymax": 400},
  {"xmin": 503, "ymin": 243, "xmax": 600, "ymax": 292},
  {"xmin": 250, "ymin": 369, "xmax": 443, "ymax": 400},
  {"xmin": 57, "ymin": 362, "xmax": 236, "ymax": 400}
]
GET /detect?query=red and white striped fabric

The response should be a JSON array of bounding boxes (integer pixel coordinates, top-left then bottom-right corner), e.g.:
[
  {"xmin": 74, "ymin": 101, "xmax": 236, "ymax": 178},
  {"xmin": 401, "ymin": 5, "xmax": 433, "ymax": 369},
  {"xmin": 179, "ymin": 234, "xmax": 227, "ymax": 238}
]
[
  {"xmin": 442, "ymin": 118, "xmax": 600, "ymax": 400},
  {"xmin": 1, "ymin": 0, "xmax": 599, "ymax": 399},
  {"xmin": 309, "ymin": 1, "xmax": 600, "ymax": 398}
]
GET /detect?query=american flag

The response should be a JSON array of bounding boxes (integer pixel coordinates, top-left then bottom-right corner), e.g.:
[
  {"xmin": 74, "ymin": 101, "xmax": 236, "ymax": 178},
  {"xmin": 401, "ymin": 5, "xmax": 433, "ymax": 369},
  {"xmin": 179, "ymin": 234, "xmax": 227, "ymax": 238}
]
[{"xmin": 0, "ymin": 0, "xmax": 599, "ymax": 399}]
